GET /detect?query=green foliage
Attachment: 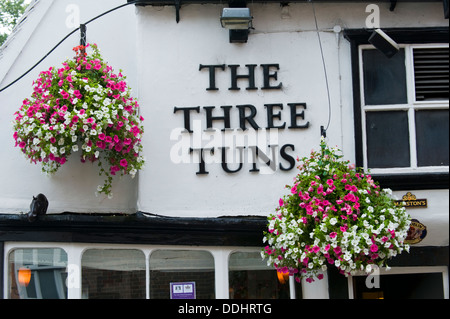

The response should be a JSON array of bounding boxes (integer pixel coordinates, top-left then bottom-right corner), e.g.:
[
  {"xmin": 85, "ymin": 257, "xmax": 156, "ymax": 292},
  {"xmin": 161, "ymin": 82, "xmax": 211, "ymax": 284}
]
[
  {"xmin": 262, "ymin": 137, "xmax": 412, "ymax": 283},
  {"xmin": 0, "ymin": 0, "xmax": 28, "ymax": 45},
  {"xmin": 13, "ymin": 44, "xmax": 145, "ymax": 198}
]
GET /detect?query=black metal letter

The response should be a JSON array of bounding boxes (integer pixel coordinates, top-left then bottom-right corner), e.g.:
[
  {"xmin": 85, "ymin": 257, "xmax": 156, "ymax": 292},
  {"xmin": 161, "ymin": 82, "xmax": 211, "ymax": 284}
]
[
  {"xmin": 228, "ymin": 64, "xmax": 257, "ymax": 90},
  {"xmin": 288, "ymin": 103, "xmax": 310, "ymax": 129},
  {"xmin": 265, "ymin": 103, "xmax": 286, "ymax": 129},
  {"xmin": 190, "ymin": 148, "xmax": 210, "ymax": 175},
  {"xmin": 279, "ymin": 144, "xmax": 295, "ymax": 171},
  {"xmin": 237, "ymin": 104, "xmax": 260, "ymax": 130},
  {"xmin": 174, "ymin": 106, "xmax": 200, "ymax": 133},
  {"xmin": 221, "ymin": 147, "xmax": 244, "ymax": 173},
  {"xmin": 261, "ymin": 64, "xmax": 282, "ymax": 90},
  {"xmin": 199, "ymin": 64, "xmax": 226, "ymax": 90},
  {"xmin": 203, "ymin": 105, "xmax": 232, "ymax": 131}
]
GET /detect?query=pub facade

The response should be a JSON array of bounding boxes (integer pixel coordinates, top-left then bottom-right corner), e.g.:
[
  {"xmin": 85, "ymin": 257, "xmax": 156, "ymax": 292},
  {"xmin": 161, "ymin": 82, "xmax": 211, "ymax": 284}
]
[{"xmin": 0, "ymin": 0, "xmax": 448, "ymax": 299}]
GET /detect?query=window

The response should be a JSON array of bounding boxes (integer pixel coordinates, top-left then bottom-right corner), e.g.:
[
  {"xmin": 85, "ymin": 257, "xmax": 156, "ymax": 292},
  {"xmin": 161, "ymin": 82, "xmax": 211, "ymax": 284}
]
[
  {"xmin": 414, "ymin": 47, "xmax": 449, "ymax": 101},
  {"xmin": 6, "ymin": 245, "xmax": 302, "ymax": 299},
  {"xmin": 8, "ymin": 248, "xmax": 68, "ymax": 299},
  {"xmin": 350, "ymin": 267, "xmax": 448, "ymax": 299},
  {"xmin": 149, "ymin": 250, "xmax": 215, "ymax": 299},
  {"xmin": 360, "ymin": 45, "xmax": 449, "ymax": 175},
  {"xmin": 81, "ymin": 249, "xmax": 146, "ymax": 299},
  {"xmin": 228, "ymin": 251, "xmax": 295, "ymax": 299}
]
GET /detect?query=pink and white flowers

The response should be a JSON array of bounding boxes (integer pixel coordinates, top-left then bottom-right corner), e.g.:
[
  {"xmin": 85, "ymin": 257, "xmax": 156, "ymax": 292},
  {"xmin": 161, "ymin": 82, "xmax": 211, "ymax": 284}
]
[
  {"xmin": 262, "ymin": 137, "xmax": 411, "ymax": 283},
  {"xmin": 13, "ymin": 44, "xmax": 145, "ymax": 197}
]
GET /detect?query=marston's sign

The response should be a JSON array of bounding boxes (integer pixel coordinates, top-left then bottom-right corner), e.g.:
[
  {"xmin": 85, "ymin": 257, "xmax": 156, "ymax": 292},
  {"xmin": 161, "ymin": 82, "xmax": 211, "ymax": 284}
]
[{"xmin": 394, "ymin": 192, "xmax": 428, "ymax": 208}]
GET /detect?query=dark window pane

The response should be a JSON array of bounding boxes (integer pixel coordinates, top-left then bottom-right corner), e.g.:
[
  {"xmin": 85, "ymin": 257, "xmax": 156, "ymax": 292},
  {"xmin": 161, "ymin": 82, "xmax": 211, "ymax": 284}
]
[
  {"xmin": 150, "ymin": 250, "xmax": 215, "ymax": 299},
  {"xmin": 8, "ymin": 248, "xmax": 68, "ymax": 299},
  {"xmin": 39, "ymin": 269, "xmax": 66, "ymax": 299},
  {"xmin": 366, "ymin": 111, "xmax": 410, "ymax": 168},
  {"xmin": 363, "ymin": 49, "xmax": 407, "ymax": 105},
  {"xmin": 353, "ymin": 272, "xmax": 444, "ymax": 299},
  {"xmin": 82, "ymin": 249, "xmax": 146, "ymax": 299},
  {"xmin": 229, "ymin": 252, "xmax": 291, "ymax": 299},
  {"xmin": 415, "ymin": 110, "xmax": 449, "ymax": 166}
]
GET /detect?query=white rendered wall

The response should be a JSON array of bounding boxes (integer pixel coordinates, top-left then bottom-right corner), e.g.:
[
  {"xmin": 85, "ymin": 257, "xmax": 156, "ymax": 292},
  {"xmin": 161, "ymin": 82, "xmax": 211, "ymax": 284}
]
[
  {"xmin": 0, "ymin": 1, "xmax": 448, "ymax": 249},
  {"xmin": 0, "ymin": 0, "xmax": 138, "ymax": 214},
  {"xmin": 134, "ymin": 2, "xmax": 448, "ymax": 247}
]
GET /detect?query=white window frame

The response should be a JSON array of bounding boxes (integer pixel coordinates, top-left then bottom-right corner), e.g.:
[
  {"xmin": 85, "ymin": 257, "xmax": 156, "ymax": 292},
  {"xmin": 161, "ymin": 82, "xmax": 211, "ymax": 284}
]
[
  {"xmin": 359, "ymin": 43, "xmax": 449, "ymax": 175},
  {"xmin": 3, "ymin": 242, "xmax": 297, "ymax": 299},
  {"xmin": 8, "ymin": 247, "xmax": 68, "ymax": 299},
  {"xmin": 347, "ymin": 266, "xmax": 449, "ymax": 299}
]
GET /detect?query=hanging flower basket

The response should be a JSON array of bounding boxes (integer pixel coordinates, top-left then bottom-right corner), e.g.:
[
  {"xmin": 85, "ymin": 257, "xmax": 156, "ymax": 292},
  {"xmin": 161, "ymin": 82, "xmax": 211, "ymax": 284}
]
[
  {"xmin": 13, "ymin": 44, "xmax": 145, "ymax": 198},
  {"xmin": 262, "ymin": 137, "xmax": 411, "ymax": 283}
]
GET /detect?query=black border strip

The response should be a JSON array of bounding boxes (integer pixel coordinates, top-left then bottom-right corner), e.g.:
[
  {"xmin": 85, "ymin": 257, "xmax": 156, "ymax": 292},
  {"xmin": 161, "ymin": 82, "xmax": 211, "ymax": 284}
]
[{"xmin": 0, "ymin": 212, "xmax": 267, "ymax": 246}]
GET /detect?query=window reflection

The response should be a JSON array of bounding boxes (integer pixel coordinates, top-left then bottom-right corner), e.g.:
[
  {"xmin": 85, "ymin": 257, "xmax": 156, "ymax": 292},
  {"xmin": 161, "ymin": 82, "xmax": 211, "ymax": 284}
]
[
  {"xmin": 9, "ymin": 248, "xmax": 68, "ymax": 299},
  {"xmin": 81, "ymin": 249, "xmax": 146, "ymax": 299},
  {"xmin": 228, "ymin": 251, "xmax": 290, "ymax": 299},
  {"xmin": 149, "ymin": 250, "xmax": 215, "ymax": 299}
]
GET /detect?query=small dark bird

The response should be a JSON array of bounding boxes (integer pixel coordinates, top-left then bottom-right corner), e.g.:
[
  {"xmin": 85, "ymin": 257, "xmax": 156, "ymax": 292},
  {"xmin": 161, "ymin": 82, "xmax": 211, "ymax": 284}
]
[{"xmin": 27, "ymin": 194, "xmax": 49, "ymax": 222}]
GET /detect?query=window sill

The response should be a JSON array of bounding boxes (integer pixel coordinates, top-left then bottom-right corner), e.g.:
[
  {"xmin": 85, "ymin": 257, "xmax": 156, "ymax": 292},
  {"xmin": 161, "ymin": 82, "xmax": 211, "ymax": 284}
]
[{"xmin": 371, "ymin": 172, "xmax": 449, "ymax": 190}]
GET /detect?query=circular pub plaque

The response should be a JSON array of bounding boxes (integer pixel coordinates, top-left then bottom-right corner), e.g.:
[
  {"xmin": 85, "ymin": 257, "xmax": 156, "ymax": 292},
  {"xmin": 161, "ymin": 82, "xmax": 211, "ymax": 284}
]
[{"xmin": 405, "ymin": 219, "xmax": 427, "ymax": 244}]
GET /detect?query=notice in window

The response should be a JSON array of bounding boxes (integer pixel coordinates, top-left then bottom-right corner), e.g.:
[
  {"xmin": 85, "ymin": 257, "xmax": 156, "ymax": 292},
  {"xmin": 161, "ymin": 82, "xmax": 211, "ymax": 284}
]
[{"xmin": 170, "ymin": 282, "xmax": 196, "ymax": 299}]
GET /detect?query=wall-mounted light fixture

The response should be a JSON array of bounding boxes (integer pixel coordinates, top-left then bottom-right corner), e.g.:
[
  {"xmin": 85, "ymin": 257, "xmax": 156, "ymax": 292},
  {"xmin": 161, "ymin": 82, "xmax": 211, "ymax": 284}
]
[
  {"xmin": 220, "ymin": 7, "xmax": 253, "ymax": 43},
  {"xmin": 368, "ymin": 28, "xmax": 400, "ymax": 58}
]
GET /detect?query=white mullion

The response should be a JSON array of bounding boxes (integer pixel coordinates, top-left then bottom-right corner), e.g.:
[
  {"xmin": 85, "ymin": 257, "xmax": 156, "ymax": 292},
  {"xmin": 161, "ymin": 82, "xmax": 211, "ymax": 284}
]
[
  {"xmin": 404, "ymin": 46, "xmax": 418, "ymax": 169},
  {"xmin": 361, "ymin": 110, "xmax": 368, "ymax": 172},
  {"xmin": 66, "ymin": 245, "xmax": 83, "ymax": 299},
  {"xmin": 289, "ymin": 275, "xmax": 296, "ymax": 299},
  {"xmin": 358, "ymin": 46, "xmax": 369, "ymax": 172},
  {"xmin": 405, "ymin": 45, "xmax": 416, "ymax": 105},
  {"xmin": 408, "ymin": 108, "xmax": 418, "ymax": 169},
  {"xmin": 145, "ymin": 249, "xmax": 152, "ymax": 300}
]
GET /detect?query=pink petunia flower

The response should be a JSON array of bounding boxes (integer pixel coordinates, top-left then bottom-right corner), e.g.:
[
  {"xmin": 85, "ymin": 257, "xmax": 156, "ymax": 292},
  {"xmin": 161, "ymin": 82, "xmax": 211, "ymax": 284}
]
[
  {"xmin": 110, "ymin": 165, "xmax": 120, "ymax": 175},
  {"xmin": 370, "ymin": 244, "xmax": 379, "ymax": 253},
  {"xmin": 119, "ymin": 159, "xmax": 128, "ymax": 168}
]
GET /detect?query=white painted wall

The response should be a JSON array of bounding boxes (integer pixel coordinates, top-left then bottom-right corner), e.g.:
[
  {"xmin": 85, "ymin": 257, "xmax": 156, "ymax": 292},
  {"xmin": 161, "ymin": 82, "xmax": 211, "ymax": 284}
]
[
  {"xmin": 134, "ymin": 2, "xmax": 448, "ymax": 247},
  {"xmin": 0, "ymin": 1, "xmax": 448, "ymax": 247},
  {"xmin": 0, "ymin": 0, "xmax": 138, "ymax": 214}
]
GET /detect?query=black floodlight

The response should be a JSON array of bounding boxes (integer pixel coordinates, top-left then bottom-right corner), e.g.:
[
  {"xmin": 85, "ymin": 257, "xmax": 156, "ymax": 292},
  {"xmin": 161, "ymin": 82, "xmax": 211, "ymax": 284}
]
[{"xmin": 368, "ymin": 29, "xmax": 400, "ymax": 58}]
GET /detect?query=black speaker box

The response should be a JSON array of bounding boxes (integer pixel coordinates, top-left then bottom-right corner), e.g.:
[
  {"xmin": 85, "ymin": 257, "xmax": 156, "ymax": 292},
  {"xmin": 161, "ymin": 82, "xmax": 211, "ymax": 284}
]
[{"xmin": 368, "ymin": 29, "xmax": 400, "ymax": 58}]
